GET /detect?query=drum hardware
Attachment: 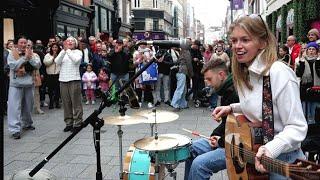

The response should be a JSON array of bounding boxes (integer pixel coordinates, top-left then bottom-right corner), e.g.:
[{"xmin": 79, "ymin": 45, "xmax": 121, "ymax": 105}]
[
  {"xmin": 27, "ymin": 52, "xmax": 159, "ymax": 180},
  {"xmin": 134, "ymin": 136, "xmax": 178, "ymax": 152},
  {"xmin": 152, "ymin": 134, "xmax": 191, "ymax": 165},
  {"xmin": 167, "ymin": 167, "xmax": 177, "ymax": 180},
  {"xmin": 104, "ymin": 97, "xmax": 147, "ymax": 180},
  {"xmin": 135, "ymin": 109, "xmax": 179, "ymax": 136}
]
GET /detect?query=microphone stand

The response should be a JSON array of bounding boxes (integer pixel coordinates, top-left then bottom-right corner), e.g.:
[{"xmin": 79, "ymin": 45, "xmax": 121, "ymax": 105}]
[{"xmin": 28, "ymin": 56, "xmax": 158, "ymax": 180}]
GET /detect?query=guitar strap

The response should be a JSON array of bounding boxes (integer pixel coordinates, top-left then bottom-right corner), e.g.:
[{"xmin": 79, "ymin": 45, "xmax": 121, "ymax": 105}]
[{"xmin": 262, "ymin": 75, "xmax": 274, "ymax": 144}]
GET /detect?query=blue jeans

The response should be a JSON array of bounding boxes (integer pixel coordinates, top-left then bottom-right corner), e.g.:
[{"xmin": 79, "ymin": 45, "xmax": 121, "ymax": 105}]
[
  {"xmin": 269, "ymin": 149, "xmax": 305, "ymax": 180},
  {"xmin": 184, "ymin": 138, "xmax": 226, "ymax": 180},
  {"xmin": 110, "ymin": 73, "xmax": 129, "ymax": 90},
  {"xmin": 171, "ymin": 73, "xmax": 188, "ymax": 108}
]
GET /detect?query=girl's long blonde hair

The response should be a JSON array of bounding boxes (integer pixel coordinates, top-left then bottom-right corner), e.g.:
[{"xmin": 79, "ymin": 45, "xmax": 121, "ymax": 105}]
[{"xmin": 228, "ymin": 16, "xmax": 278, "ymax": 92}]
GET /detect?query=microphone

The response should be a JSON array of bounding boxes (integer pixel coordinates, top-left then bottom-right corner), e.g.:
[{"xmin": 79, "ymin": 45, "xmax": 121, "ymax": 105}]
[{"xmin": 136, "ymin": 39, "xmax": 191, "ymax": 49}]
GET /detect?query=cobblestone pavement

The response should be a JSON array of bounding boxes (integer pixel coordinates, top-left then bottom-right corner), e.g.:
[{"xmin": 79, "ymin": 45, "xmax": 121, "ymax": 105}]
[{"xmin": 4, "ymin": 99, "xmax": 228, "ymax": 180}]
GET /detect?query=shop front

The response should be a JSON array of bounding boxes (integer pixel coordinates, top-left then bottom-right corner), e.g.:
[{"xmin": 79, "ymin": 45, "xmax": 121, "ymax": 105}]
[{"xmin": 54, "ymin": 0, "xmax": 92, "ymax": 39}]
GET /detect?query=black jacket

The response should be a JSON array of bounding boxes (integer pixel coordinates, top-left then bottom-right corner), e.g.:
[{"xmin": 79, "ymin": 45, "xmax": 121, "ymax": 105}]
[
  {"xmin": 157, "ymin": 51, "xmax": 174, "ymax": 75},
  {"xmin": 107, "ymin": 50, "xmax": 130, "ymax": 75},
  {"xmin": 190, "ymin": 48, "xmax": 203, "ymax": 75},
  {"xmin": 210, "ymin": 74, "xmax": 239, "ymax": 147}
]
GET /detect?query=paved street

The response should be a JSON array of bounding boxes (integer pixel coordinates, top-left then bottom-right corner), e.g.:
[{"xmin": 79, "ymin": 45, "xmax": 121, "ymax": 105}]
[{"xmin": 4, "ymin": 99, "xmax": 228, "ymax": 180}]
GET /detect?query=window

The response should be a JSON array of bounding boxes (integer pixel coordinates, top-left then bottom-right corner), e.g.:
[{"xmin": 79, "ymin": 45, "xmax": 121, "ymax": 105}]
[
  {"xmin": 134, "ymin": 19, "xmax": 145, "ymax": 30},
  {"xmin": 57, "ymin": 24, "xmax": 65, "ymax": 38},
  {"xmin": 108, "ymin": 10, "xmax": 112, "ymax": 31},
  {"xmin": 80, "ymin": 28, "xmax": 86, "ymax": 38},
  {"xmin": 95, "ymin": 5, "xmax": 99, "ymax": 33},
  {"xmin": 67, "ymin": 26, "xmax": 78, "ymax": 37},
  {"xmin": 153, "ymin": 0, "xmax": 158, "ymax": 8},
  {"xmin": 153, "ymin": 18, "xmax": 159, "ymax": 31},
  {"xmin": 134, "ymin": 0, "xmax": 140, "ymax": 8},
  {"xmin": 101, "ymin": 8, "xmax": 107, "ymax": 31}
]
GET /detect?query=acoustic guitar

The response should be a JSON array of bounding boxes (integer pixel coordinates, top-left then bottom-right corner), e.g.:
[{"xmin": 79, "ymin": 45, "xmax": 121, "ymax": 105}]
[{"xmin": 225, "ymin": 114, "xmax": 320, "ymax": 180}]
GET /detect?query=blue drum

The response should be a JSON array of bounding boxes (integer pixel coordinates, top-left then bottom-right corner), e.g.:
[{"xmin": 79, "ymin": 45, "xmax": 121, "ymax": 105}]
[
  {"xmin": 123, "ymin": 145, "xmax": 164, "ymax": 180},
  {"xmin": 155, "ymin": 134, "xmax": 192, "ymax": 164}
]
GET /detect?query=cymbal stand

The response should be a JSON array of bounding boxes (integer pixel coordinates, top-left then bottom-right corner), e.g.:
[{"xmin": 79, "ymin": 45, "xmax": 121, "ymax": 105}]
[
  {"xmin": 154, "ymin": 151, "xmax": 160, "ymax": 180},
  {"xmin": 167, "ymin": 166, "xmax": 177, "ymax": 180},
  {"xmin": 153, "ymin": 108, "xmax": 158, "ymax": 140},
  {"xmin": 118, "ymin": 97, "xmax": 127, "ymax": 180},
  {"xmin": 150, "ymin": 108, "xmax": 157, "ymax": 136},
  {"xmin": 150, "ymin": 123, "xmax": 154, "ymax": 136}
]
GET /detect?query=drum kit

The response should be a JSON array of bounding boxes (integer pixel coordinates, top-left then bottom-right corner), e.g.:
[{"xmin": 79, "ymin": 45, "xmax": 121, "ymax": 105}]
[{"xmin": 103, "ymin": 108, "xmax": 192, "ymax": 180}]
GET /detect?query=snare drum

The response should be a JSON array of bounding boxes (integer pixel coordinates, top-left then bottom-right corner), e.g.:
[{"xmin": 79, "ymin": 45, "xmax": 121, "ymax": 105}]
[
  {"xmin": 123, "ymin": 145, "xmax": 164, "ymax": 180},
  {"xmin": 155, "ymin": 134, "xmax": 191, "ymax": 164}
]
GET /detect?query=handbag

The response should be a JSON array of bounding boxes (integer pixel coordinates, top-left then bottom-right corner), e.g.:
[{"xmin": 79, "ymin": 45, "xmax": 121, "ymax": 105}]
[{"xmin": 139, "ymin": 62, "xmax": 158, "ymax": 85}]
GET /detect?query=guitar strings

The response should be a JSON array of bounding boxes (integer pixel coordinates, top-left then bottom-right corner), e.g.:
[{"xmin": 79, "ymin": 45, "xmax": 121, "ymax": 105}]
[
  {"xmin": 227, "ymin": 143, "xmax": 312, "ymax": 173},
  {"xmin": 229, "ymin": 143, "xmax": 318, "ymax": 173}
]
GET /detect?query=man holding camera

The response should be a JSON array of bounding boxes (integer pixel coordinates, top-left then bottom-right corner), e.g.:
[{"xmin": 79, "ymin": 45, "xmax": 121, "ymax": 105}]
[{"xmin": 7, "ymin": 35, "xmax": 41, "ymax": 139}]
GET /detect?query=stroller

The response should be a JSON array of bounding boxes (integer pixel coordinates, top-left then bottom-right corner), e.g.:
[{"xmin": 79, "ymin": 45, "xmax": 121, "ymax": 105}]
[{"xmin": 194, "ymin": 86, "xmax": 212, "ymax": 108}]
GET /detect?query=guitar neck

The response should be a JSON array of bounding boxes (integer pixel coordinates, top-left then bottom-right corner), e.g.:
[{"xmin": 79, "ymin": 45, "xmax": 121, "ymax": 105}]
[{"xmin": 242, "ymin": 148, "xmax": 289, "ymax": 176}]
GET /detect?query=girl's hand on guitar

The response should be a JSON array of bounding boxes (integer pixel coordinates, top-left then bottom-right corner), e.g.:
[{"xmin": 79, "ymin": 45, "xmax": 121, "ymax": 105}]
[
  {"xmin": 212, "ymin": 106, "xmax": 232, "ymax": 122},
  {"xmin": 255, "ymin": 146, "xmax": 272, "ymax": 173}
]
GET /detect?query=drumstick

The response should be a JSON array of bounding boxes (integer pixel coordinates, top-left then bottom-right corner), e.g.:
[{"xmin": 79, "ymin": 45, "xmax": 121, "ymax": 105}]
[{"xmin": 182, "ymin": 128, "xmax": 211, "ymax": 140}]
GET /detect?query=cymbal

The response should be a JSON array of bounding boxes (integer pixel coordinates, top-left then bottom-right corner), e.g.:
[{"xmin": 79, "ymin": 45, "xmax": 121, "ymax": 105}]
[
  {"xmin": 103, "ymin": 115, "xmax": 147, "ymax": 125},
  {"xmin": 134, "ymin": 136, "xmax": 178, "ymax": 151},
  {"xmin": 135, "ymin": 110, "xmax": 179, "ymax": 123}
]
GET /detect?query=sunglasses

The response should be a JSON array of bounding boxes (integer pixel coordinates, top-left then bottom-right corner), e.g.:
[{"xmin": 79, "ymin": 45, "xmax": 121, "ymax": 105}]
[{"xmin": 238, "ymin": 14, "xmax": 269, "ymax": 37}]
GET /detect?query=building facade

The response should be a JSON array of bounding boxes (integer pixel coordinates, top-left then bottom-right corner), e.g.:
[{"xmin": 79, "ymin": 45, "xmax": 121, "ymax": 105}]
[
  {"xmin": 266, "ymin": 0, "xmax": 320, "ymax": 43},
  {"xmin": 4, "ymin": 0, "xmax": 60, "ymax": 43},
  {"xmin": 170, "ymin": 0, "xmax": 184, "ymax": 39},
  {"xmin": 195, "ymin": 19, "xmax": 205, "ymax": 43},
  {"xmin": 131, "ymin": 0, "xmax": 173, "ymax": 40},
  {"xmin": 54, "ymin": 0, "xmax": 92, "ymax": 39}
]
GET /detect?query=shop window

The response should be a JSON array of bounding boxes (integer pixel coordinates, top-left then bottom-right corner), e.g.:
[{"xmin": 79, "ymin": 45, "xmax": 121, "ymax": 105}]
[
  {"xmin": 95, "ymin": 5, "xmax": 99, "ymax": 33},
  {"xmin": 67, "ymin": 26, "xmax": 78, "ymax": 37},
  {"xmin": 108, "ymin": 10, "xmax": 112, "ymax": 32},
  {"xmin": 74, "ymin": 10, "xmax": 81, "ymax": 16},
  {"xmin": 101, "ymin": 8, "xmax": 107, "ymax": 31},
  {"xmin": 57, "ymin": 24, "xmax": 65, "ymax": 38},
  {"xmin": 62, "ymin": 5, "xmax": 69, "ymax": 13},
  {"xmin": 80, "ymin": 28, "xmax": 86, "ymax": 38}
]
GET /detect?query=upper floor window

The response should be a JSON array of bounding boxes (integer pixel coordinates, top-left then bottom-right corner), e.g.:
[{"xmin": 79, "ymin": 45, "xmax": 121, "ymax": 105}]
[
  {"xmin": 153, "ymin": 0, "xmax": 158, "ymax": 8},
  {"xmin": 134, "ymin": 0, "xmax": 140, "ymax": 8}
]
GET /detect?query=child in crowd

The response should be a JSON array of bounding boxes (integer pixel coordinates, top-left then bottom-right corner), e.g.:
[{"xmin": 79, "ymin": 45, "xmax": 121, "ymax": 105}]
[
  {"xmin": 98, "ymin": 67, "xmax": 109, "ymax": 93},
  {"xmin": 82, "ymin": 63, "xmax": 97, "ymax": 105}
]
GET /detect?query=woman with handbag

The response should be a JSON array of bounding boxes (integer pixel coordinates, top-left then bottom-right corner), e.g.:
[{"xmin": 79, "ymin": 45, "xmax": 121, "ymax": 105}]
[{"xmin": 212, "ymin": 15, "xmax": 307, "ymax": 180}]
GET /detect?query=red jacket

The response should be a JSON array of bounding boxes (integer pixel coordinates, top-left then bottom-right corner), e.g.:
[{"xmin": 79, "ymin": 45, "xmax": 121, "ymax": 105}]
[{"xmin": 290, "ymin": 43, "xmax": 301, "ymax": 68}]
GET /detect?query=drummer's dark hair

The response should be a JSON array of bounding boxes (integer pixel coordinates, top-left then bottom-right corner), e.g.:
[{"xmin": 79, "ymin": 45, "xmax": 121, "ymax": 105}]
[{"xmin": 201, "ymin": 58, "xmax": 228, "ymax": 74}]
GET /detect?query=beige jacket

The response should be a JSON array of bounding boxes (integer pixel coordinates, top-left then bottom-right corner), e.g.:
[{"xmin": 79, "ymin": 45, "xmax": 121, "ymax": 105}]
[{"xmin": 43, "ymin": 53, "xmax": 61, "ymax": 75}]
